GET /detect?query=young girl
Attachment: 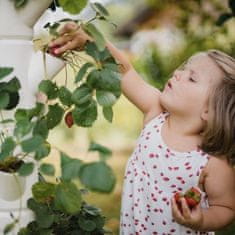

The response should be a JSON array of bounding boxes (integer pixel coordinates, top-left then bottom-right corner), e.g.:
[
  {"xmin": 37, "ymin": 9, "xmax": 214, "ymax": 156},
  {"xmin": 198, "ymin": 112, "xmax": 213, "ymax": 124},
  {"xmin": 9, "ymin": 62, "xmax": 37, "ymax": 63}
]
[{"xmin": 49, "ymin": 23, "xmax": 235, "ymax": 234}]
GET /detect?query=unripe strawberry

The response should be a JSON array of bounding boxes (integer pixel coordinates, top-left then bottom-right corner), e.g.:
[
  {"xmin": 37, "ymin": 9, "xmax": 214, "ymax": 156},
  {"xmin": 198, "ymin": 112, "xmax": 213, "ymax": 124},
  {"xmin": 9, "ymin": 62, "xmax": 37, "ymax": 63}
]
[{"xmin": 65, "ymin": 112, "xmax": 74, "ymax": 128}]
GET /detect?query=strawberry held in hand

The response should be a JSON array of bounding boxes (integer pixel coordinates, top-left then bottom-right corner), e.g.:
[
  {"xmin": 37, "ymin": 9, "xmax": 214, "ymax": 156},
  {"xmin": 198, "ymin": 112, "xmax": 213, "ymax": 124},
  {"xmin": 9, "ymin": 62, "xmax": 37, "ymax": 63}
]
[
  {"xmin": 65, "ymin": 112, "xmax": 74, "ymax": 128},
  {"xmin": 48, "ymin": 45, "xmax": 61, "ymax": 57},
  {"xmin": 184, "ymin": 187, "xmax": 201, "ymax": 209},
  {"xmin": 174, "ymin": 187, "xmax": 201, "ymax": 211}
]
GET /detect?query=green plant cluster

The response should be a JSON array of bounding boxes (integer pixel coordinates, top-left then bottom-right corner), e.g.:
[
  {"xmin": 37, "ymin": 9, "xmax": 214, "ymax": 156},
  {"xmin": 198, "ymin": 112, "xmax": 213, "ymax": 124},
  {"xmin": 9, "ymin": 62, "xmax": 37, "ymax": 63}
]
[
  {"xmin": 17, "ymin": 192, "xmax": 109, "ymax": 235},
  {"xmin": 0, "ymin": 1, "xmax": 119, "ymax": 234}
]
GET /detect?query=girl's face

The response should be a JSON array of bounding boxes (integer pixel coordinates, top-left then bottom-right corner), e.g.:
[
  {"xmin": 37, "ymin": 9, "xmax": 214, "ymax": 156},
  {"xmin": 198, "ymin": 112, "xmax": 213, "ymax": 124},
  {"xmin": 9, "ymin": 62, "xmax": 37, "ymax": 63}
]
[{"xmin": 159, "ymin": 53, "xmax": 223, "ymax": 119}]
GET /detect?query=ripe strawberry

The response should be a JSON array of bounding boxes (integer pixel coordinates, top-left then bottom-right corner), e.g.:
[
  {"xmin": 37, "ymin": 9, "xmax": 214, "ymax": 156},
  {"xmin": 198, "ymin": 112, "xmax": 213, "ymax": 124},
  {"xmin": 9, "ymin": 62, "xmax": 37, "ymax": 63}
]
[
  {"xmin": 65, "ymin": 112, "xmax": 74, "ymax": 128},
  {"xmin": 48, "ymin": 45, "xmax": 61, "ymax": 57},
  {"xmin": 184, "ymin": 187, "xmax": 201, "ymax": 209}
]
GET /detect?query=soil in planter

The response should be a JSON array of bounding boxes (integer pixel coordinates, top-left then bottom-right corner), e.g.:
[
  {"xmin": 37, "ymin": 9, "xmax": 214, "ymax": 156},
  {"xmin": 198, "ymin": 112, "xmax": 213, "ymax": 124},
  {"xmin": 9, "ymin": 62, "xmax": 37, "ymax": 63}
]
[{"xmin": 0, "ymin": 157, "xmax": 24, "ymax": 173}]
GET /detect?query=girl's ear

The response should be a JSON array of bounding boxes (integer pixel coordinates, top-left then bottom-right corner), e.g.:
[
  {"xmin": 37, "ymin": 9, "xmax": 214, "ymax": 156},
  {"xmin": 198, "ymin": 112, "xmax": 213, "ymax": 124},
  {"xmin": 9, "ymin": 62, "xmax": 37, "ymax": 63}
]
[{"xmin": 201, "ymin": 109, "xmax": 209, "ymax": 121}]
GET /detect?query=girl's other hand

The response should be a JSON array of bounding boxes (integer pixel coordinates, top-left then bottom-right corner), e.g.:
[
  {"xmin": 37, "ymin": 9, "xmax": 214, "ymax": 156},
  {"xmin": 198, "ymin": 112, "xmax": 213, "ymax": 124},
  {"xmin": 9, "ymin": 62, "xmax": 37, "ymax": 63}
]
[
  {"xmin": 171, "ymin": 196, "xmax": 204, "ymax": 230},
  {"xmin": 48, "ymin": 22, "xmax": 93, "ymax": 55}
]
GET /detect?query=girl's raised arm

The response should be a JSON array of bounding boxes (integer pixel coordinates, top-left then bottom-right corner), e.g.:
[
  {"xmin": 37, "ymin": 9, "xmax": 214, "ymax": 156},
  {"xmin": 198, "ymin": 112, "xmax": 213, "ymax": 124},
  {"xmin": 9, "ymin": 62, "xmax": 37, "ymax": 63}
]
[
  {"xmin": 105, "ymin": 41, "xmax": 163, "ymax": 118},
  {"xmin": 49, "ymin": 23, "xmax": 163, "ymax": 119}
]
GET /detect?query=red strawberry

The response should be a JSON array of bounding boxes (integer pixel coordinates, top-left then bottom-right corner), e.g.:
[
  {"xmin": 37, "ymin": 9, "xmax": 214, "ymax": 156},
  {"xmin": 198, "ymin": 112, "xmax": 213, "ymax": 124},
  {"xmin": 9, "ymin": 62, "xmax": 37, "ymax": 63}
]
[
  {"xmin": 65, "ymin": 112, "xmax": 74, "ymax": 128},
  {"xmin": 48, "ymin": 45, "xmax": 61, "ymax": 57},
  {"xmin": 184, "ymin": 187, "xmax": 201, "ymax": 209}
]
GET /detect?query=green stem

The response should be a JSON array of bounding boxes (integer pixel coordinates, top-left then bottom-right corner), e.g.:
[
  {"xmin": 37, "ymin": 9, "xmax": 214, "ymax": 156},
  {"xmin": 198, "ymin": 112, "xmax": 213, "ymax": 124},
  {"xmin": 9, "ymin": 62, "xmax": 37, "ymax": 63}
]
[{"xmin": 12, "ymin": 172, "xmax": 23, "ymax": 231}]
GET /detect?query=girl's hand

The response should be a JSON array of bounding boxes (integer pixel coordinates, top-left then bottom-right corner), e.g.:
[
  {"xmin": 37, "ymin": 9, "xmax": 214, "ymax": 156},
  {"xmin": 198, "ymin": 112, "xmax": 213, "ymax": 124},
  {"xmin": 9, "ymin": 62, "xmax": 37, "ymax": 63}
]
[
  {"xmin": 48, "ymin": 22, "xmax": 93, "ymax": 55},
  {"xmin": 171, "ymin": 196, "xmax": 204, "ymax": 230}
]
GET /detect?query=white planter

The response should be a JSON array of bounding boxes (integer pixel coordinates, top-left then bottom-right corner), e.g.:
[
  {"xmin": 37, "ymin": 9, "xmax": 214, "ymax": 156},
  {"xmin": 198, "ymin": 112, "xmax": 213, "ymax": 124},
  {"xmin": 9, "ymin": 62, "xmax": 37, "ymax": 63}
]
[
  {"xmin": 0, "ymin": 168, "xmax": 38, "ymax": 234},
  {"xmin": 0, "ymin": 0, "xmax": 53, "ymax": 40},
  {"xmin": 27, "ymin": 51, "xmax": 65, "ymax": 107},
  {"xmin": 0, "ymin": 39, "xmax": 34, "ymax": 110}
]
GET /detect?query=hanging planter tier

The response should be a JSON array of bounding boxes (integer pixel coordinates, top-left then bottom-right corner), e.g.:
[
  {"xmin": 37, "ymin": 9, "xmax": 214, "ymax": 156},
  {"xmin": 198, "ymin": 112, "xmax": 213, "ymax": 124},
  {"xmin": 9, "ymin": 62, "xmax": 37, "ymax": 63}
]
[{"xmin": 0, "ymin": 169, "xmax": 38, "ymax": 234}]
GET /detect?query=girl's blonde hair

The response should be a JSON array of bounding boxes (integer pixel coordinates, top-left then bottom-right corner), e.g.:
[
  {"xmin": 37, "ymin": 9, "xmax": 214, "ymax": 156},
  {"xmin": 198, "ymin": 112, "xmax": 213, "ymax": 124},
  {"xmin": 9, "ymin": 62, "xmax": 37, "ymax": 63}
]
[{"xmin": 200, "ymin": 49, "xmax": 235, "ymax": 165}]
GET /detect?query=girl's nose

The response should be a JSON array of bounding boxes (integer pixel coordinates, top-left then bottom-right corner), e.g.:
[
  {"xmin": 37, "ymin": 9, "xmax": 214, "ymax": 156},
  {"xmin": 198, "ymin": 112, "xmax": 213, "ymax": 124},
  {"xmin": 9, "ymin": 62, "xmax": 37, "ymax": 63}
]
[
  {"xmin": 175, "ymin": 74, "xmax": 180, "ymax": 81},
  {"xmin": 173, "ymin": 71, "xmax": 181, "ymax": 81}
]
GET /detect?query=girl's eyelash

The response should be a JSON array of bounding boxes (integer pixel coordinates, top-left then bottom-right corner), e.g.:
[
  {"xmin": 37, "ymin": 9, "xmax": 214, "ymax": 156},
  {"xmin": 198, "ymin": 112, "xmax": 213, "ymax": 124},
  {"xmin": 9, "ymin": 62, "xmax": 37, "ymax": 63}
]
[{"xmin": 189, "ymin": 77, "xmax": 196, "ymax": 82}]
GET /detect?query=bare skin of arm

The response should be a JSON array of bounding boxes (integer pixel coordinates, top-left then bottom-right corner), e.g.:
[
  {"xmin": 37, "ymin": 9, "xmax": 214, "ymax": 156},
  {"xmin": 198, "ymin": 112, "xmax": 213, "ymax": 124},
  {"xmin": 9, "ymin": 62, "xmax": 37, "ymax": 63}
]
[
  {"xmin": 171, "ymin": 157, "xmax": 235, "ymax": 231},
  {"xmin": 200, "ymin": 157, "xmax": 235, "ymax": 231},
  {"xmin": 49, "ymin": 23, "xmax": 163, "ymax": 122}
]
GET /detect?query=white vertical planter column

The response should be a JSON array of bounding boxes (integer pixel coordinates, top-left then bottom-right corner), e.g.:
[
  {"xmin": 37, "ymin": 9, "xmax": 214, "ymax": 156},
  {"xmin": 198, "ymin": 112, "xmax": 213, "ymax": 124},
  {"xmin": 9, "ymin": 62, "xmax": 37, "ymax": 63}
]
[
  {"xmin": 0, "ymin": 169, "xmax": 38, "ymax": 234},
  {"xmin": 0, "ymin": 0, "xmax": 65, "ymax": 233}
]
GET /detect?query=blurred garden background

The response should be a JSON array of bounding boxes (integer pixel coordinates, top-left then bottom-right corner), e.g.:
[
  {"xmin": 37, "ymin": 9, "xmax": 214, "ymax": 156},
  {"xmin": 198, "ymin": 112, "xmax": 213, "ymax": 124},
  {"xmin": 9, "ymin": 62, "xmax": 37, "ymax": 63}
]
[{"xmin": 44, "ymin": 0, "xmax": 235, "ymax": 234}]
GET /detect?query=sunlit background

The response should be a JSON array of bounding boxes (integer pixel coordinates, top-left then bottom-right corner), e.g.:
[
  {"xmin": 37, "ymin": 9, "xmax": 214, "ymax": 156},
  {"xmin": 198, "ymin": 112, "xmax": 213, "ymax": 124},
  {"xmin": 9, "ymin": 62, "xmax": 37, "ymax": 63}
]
[{"xmin": 39, "ymin": 0, "xmax": 235, "ymax": 234}]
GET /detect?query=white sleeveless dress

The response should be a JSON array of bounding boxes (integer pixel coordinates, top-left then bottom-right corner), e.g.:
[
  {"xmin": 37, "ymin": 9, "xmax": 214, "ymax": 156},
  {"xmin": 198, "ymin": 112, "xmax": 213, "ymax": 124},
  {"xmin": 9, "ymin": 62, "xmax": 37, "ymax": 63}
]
[{"xmin": 120, "ymin": 112, "xmax": 215, "ymax": 235}]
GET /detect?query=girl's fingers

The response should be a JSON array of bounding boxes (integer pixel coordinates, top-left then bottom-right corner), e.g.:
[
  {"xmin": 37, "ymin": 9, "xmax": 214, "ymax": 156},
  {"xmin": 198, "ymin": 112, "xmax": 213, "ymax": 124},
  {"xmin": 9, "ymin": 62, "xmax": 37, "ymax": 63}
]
[
  {"xmin": 54, "ymin": 40, "xmax": 79, "ymax": 54},
  {"xmin": 59, "ymin": 22, "xmax": 78, "ymax": 35},
  {"xmin": 171, "ymin": 198, "xmax": 185, "ymax": 222},
  {"xmin": 49, "ymin": 34, "xmax": 74, "ymax": 47},
  {"xmin": 181, "ymin": 198, "xmax": 191, "ymax": 219}
]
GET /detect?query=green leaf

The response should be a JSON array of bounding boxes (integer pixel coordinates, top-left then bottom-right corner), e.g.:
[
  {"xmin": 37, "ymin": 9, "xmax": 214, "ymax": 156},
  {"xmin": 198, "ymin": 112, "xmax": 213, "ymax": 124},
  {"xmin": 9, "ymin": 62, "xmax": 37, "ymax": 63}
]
[
  {"xmin": 103, "ymin": 63, "xmax": 119, "ymax": 72},
  {"xmin": 84, "ymin": 24, "xmax": 106, "ymax": 51},
  {"xmin": 72, "ymin": 100, "xmax": 97, "ymax": 127},
  {"xmin": 75, "ymin": 62, "xmax": 94, "ymax": 83},
  {"xmin": 79, "ymin": 162, "xmax": 116, "ymax": 193},
  {"xmin": 36, "ymin": 213, "xmax": 54, "ymax": 229},
  {"xmin": 46, "ymin": 104, "xmax": 64, "ymax": 129},
  {"xmin": 86, "ymin": 69, "xmax": 101, "ymax": 89},
  {"xmin": 103, "ymin": 106, "xmax": 113, "ymax": 123},
  {"xmin": 0, "ymin": 92, "xmax": 10, "ymax": 109},
  {"xmin": 93, "ymin": 216, "xmax": 105, "ymax": 229},
  {"xmin": 34, "ymin": 142, "xmax": 51, "ymax": 160},
  {"xmin": 39, "ymin": 163, "xmax": 55, "ymax": 176},
  {"xmin": 18, "ymin": 162, "xmax": 34, "ymax": 176},
  {"xmin": 92, "ymin": 2, "xmax": 109, "ymax": 16},
  {"xmin": 0, "ymin": 67, "xmax": 13, "ymax": 80},
  {"xmin": 33, "ymin": 119, "xmax": 49, "ymax": 139},
  {"xmin": 38, "ymin": 80, "xmax": 59, "ymax": 100},
  {"xmin": 216, "ymin": 13, "xmax": 233, "ymax": 26},
  {"xmin": 99, "ymin": 69, "xmax": 121, "ymax": 93},
  {"xmin": 3, "ymin": 222, "xmax": 15, "ymax": 234},
  {"xmin": 21, "ymin": 135, "xmax": 44, "ymax": 153},
  {"xmin": 85, "ymin": 42, "xmax": 100, "ymax": 61},
  {"xmin": 83, "ymin": 203, "xmax": 102, "ymax": 216},
  {"xmin": 14, "ymin": 0, "xmax": 28, "ymax": 8},
  {"xmin": 78, "ymin": 217, "xmax": 96, "ymax": 232},
  {"xmin": 0, "ymin": 137, "xmax": 16, "ymax": 161},
  {"xmin": 14, "ymin": 109, "xmax": 28, "ymax": 121},
  {"xmin": 88, "ymin": 142, "xmax": 112, "ymax": 161},
  {"xmin": 32, "ymin": 182, "xmax": 56, "ymax": 203},
  {"xmin": 28, "ymin": 103, "xmax": 45, "ymax": 119},
  {"xmin": 58, "ymin": 86, "xmax": 72, "ymax": 106},
  {"xmin": 49, "ymin": 22, "xmax": 60, "ymax": 36},
  {"xmin": 71, "ymin": 84, "xmax": 93, "ymax": 105},
  {"xmin": 2, "ymin": 77, "xmax": 21, "ymax": 92},
  {"xmin": 58, "ymin": 0, "xmax": 88, "ymax": 14},
  {"xmin": 60, "ymin": 152, "xmax": 83, "ymax": 181},
  {"xmin": 14, "ymin": 119, "xmax": 34, "ymax": 138},
  {"xmin": 96, "ymin": 90, "xmax": 117, "ymax": 107},
  {"xmin": 54, "ymin": 182, "xmax": 82, "ymax": 214}
]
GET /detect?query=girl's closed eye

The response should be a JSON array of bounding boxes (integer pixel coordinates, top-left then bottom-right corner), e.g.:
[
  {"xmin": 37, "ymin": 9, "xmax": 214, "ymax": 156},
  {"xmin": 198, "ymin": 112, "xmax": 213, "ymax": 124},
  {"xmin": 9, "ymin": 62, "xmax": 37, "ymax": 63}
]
[{"xmin": 189, "ymin": 77, "xmax": 196, "ymax": 82}]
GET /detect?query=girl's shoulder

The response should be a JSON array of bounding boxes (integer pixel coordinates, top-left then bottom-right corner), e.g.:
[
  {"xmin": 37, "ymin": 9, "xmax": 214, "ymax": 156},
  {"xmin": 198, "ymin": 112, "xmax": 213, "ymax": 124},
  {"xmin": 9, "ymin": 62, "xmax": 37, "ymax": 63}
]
[
  {"xmin": 204, "ymin": 156, "xmax": 235, "ymax": 191},
  {"xmin": 143, "ymin": 109, "xmax": 167, "ymax": 126}
]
